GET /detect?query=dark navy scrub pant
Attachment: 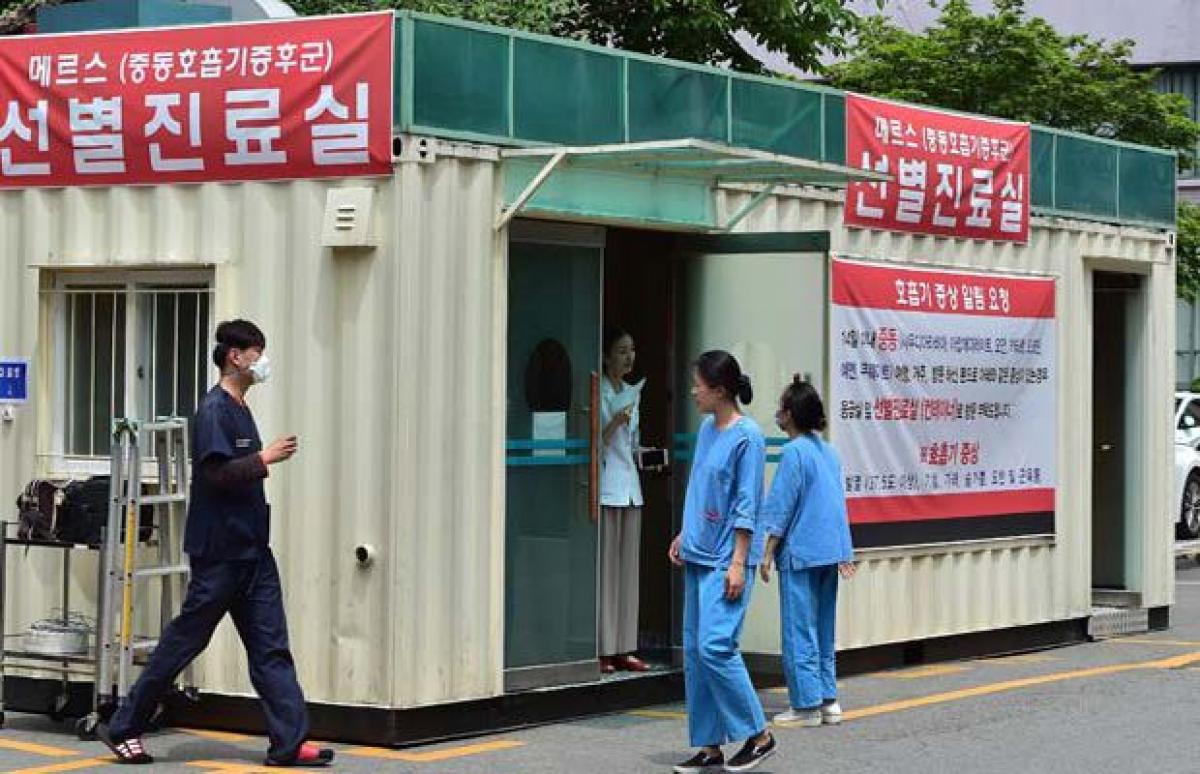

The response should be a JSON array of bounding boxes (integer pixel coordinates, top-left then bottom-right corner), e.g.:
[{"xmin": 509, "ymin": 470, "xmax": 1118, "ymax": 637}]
[{"xmin": 109, "ymin": 549, "xmax": 308, "ymax": 760}]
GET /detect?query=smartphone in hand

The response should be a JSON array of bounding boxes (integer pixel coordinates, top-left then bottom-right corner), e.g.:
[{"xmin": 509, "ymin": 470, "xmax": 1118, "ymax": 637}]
[{"xmin": 637, "ymin": 448, "xmax": 668, "ymax": 471}]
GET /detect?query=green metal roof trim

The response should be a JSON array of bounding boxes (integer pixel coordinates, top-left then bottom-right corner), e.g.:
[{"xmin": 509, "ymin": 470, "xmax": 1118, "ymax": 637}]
[{"xmin": 392, "ymin": 11, "xmax": 1177, "ymax": 231}]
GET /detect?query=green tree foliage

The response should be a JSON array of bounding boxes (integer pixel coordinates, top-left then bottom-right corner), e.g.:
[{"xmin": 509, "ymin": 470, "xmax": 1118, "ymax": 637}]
[
  {"xmin": 561, "ymin": 0, "xmax": 878, "ymax": 74},
  {"xmin": 6, "ymin": 0, "xmax": 876, "ymax": 74},
  {"xmin": 1178, "ymin": 202, "xmax": 1200, "ymax": 303},
  {"xmin": 828, "ymin": 0, "xmax": 1199, "ymax": 162},
  {"xmin": 288, "ymin": 0, "xmax": 580, "ymax": 36},
  {"xmin": 0, "ymin": 0, "xmax": 66, "ymax": 34},
  {"xmin": 288, "ymin": 0, "xmax": 876, "ymax": 74}
]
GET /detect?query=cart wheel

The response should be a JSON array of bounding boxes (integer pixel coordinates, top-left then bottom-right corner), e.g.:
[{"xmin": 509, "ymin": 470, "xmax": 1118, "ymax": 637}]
[
  {"xmin": 48, "ymin": 691, "xmax": 69, "ymax": 722},
  {"xmin": 76, "ymin": 714, "xmax": 99, "ymax": 741}
]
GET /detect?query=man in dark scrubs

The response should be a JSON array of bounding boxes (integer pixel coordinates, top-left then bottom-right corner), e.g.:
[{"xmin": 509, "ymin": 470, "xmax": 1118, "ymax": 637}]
[{"xmin": 100, "ymin": 319, "xmax": 333, "ymax": 768}]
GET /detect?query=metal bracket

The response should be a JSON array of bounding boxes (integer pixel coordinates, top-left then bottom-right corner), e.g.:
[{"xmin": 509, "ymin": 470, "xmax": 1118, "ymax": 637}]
[
  {"xmin": 494, "ymin": 150, "xmax": 567, "ymax": 231},
  {"xmin": 718, "ymin": 183, "xmax": 777, "ymax": 232},
  {"xmin": 392, "ymin": 134, "xmax": 438, "ymax": 165}
]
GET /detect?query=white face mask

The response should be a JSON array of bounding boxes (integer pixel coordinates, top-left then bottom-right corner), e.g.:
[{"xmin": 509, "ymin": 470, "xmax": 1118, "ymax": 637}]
[{"xmin": 249, "ymin": 354, "xmax": 272, "ymax": 385}]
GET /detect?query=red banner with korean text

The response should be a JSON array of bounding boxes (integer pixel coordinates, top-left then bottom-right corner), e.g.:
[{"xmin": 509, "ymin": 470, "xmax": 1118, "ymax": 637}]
[
  {"xmin": 843, "ymin": 94, "xmax": 1031, "ymax": 244},
  {"xmin": 0, "ymin": 12, "xmax": 393, "ymax": 188}
]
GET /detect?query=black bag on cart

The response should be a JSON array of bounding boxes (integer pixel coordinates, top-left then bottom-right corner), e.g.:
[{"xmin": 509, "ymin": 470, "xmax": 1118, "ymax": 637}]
[
  {"xmin": 56, "ymin": 476, "xmax": 156, "ymax": 546},
  {"xmin": 14, "ymin": 479, "xmax": 63, "ymax": 541},
  {"xmin": 55, "ymin": 477, "xmax": 112, "ymax": 546}
]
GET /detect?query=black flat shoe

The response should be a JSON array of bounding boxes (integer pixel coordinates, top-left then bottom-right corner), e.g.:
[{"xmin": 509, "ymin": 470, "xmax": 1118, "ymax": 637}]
[
  {"xmin": 673, "ymin": 748, "xmax": 724, "ymax": 773},
  {"xmin": 724, "ymin": 733, "xmax": 776, "ymax": 772}
]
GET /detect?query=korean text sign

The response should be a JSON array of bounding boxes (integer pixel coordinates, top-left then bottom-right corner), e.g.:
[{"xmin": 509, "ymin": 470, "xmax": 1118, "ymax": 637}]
[
  {"xmin": 0, "ymin": 359, "xmax": 28, "ymax": 403},
  {"xmin": 844, "ymin": 94, "xmax": 1031, "ymax": 244},
  {"xmin": 0, "ymin": 12, "xmax": 393, "ymax": 188},
  {"xmin": 830, "ymin": 258, "xmax": 1055, "ymax": 548}
]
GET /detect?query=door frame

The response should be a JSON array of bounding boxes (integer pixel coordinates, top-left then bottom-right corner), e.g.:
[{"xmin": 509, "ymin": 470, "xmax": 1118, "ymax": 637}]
[
  {"xmin": 666, "ymin": 230, "xmax": 833, "ymax": 656},
  {"xmin": 1086, "ymin": 259, "xmax": 1151, "ymax": 605},
  {"xmin": 501, "ymin": 225, "xmax": 834, "ymax": 688},
  {"xmin": 503, "ymin": 219, "xmax": 607, "ymax": 692}
]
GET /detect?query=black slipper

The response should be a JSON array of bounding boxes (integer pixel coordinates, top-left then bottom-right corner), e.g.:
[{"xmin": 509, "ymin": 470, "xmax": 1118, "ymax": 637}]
[{"xmin": 97, "ymin": 723, "xmax": 154, "ymax": 765}]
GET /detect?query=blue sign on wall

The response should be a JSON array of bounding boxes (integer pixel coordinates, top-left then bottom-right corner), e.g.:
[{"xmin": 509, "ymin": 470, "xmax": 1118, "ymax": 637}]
[{"xmin": 0, "ymin": 360, "xmax": 29, "ymax": 403}]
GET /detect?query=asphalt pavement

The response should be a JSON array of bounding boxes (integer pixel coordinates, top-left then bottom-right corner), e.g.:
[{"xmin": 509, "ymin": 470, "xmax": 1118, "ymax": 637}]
[{"xmin": 3, "ymin": 562, "xmax": 1200, "ymax": 772}]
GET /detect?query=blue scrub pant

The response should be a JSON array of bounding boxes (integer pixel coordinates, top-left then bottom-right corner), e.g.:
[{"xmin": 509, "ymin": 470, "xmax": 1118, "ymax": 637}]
[
  {"xmin": 683, "ymin": 562, "xmax": 767, "ymax": 748},
  {"xmin": 109, "ymin": 549, "xmax": 308, "ymax": 761},
  {"xmin": 779, "ymin": 565, "xmax": 839, "ymax": 711}
]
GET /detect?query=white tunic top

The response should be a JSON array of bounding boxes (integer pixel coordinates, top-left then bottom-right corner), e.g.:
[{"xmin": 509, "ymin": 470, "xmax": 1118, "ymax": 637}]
[{"xmin": 600, "ymin": 376, "xmax": 644, "ymax": 508}]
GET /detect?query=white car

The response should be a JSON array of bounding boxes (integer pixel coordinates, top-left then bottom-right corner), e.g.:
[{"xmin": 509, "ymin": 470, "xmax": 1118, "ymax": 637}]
[{"xmin": 1174, "ymin": 392, "xmax": 1200, "ymax": 539}]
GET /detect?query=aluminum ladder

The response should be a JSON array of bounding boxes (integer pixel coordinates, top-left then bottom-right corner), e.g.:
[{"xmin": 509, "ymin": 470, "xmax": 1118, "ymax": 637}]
[{"xmin": 92, "ymin": 418, "xmax": 196, "ymax": 725}]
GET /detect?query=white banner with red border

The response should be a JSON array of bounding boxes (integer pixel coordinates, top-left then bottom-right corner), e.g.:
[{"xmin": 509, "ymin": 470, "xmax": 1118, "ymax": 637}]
[{"xmin": 830, "ymin": 257, "xmax": 1056, "ymax": 546}]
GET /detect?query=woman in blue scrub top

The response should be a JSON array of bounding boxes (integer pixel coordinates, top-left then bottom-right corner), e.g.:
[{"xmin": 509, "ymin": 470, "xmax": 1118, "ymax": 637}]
[
  {"xmin": 759, "ymin": 377, "xmax": 856, "ymax": 728},
  {"xmin": 669, "ymin": 350, "xmax": 776, "ymax": 774}
]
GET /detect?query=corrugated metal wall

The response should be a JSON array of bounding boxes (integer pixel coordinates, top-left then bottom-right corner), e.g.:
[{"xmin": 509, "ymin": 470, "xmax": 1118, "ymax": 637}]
[
  {"xmin": 0, "ymin": 155, "xmax": 506, "ymax": 708},
  {"xmin": 0, "ymin": 159, "xmax": 1176, "ymax": 709},
  {"xmin": 714, "ymin": 186, "xmax": 1176, "ymax": 654}
]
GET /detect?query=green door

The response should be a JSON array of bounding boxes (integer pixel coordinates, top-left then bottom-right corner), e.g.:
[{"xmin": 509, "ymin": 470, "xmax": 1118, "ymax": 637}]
[{"xmin": 504, "ymin": 224, "xmax": 604, "ymax": 690}]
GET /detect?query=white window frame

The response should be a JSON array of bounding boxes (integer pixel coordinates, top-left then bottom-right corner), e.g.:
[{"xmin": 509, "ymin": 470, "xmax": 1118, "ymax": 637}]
[{"xmin": 44, "ymin": 269, "xmax": 215, "ymax": 476}]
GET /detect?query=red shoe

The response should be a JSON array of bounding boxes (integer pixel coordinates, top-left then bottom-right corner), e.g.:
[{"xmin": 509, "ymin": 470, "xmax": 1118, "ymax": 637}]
[
  {"xmin": 265, "ymin": 742, "xmax": 335, "ymax": 767},
  {"xmin": 599, "ymin": 657, "xmax": 616, "ymax": 674},
  {"xmin": 618, "ymin": 654, "xmax": 651, "ymax": 672}
]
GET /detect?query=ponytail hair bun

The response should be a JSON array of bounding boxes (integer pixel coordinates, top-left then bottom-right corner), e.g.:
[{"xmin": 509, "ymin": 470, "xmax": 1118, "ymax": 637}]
[
  {"xmin": 780, "ymin": 374, "xmax": 827, "ymax": 434},
  {"xmin": 695, "ymin": 350, "xmax": 753, "ymax": 406},
  {"xmin": 736, "ymin": 373, "xmax": 753, "ymax": 405}
]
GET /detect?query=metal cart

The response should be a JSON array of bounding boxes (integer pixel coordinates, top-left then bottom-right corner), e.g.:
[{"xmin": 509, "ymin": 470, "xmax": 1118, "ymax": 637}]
[
  {"xmin": 0, "ymin": 528, "xmax": 104, "ymax": 734},
  {"xmin": 0, "ymin": 418, "xmax": 195, "ymax": 739}
]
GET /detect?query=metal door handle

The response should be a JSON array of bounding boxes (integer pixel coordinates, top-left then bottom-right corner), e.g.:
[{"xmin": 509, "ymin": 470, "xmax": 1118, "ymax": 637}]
[{"xmin": 1099, "ymin": 443, "xmax": 1114, "ymax": 452}]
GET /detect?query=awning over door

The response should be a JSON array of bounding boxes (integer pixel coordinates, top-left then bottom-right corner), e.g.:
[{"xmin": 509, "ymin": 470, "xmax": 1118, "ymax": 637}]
[{"xmin": 496, "ymin": 138, "xmax": 891, "ymax": 232}]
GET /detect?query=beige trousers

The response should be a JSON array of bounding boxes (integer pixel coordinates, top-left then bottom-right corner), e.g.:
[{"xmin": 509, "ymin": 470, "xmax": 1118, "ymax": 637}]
[{"xmin": 599, "ymin": 506, "xmax": 642, "ymax": 657}]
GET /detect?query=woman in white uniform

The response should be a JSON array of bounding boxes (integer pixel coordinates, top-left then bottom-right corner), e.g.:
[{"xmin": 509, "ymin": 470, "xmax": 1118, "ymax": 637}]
[{"xmin": 598, "ymin": 326, "xmax": 650, "ymax": 674}]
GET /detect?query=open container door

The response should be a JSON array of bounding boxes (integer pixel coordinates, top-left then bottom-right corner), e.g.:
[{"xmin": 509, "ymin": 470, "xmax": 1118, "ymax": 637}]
[{"xmin": 669, "ymin": 231, "xmax": 831, "ymax": 653}]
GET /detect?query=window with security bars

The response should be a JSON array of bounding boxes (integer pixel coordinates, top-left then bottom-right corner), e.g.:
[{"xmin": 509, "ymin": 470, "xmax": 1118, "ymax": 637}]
[
  {"xmin": 52, "ymin": 272, "xmax": 214, "ymax": 460},
  {"xmin": 1156, "ymin": 67, "xmax": 1200, "ymax": 178}
]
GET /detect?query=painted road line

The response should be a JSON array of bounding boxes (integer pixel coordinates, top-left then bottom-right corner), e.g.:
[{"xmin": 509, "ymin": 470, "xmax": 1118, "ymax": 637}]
[
  {"xmin": 1103, "ymin": 638, "xmax": 1200, "ymax": 647},
  {"xmin": 841, "ymin": 651, "xmax": 1200, "ymax": 722},
  {"xmin": 769, "ymin": 680, "xmax": 843, "ymax": 693},
  {"xmin": 179, "ymin": 729, "xmax": 255, "ymax": 743},
  {"xmin": 345, "ymin": 740, "xmax": 525, "ymax": 763},
  {"xmin": 637, "ymin": 652, "xmax": 1200, "ymax": 728},
  {"xmin": 186, "ymin": 762, "xmax": 276, "ymax": 773},
  {"xmin": 0, "ymin": 740, "xmax": 81, "ymax": 758},
  {"xmin": 628, "ymin": 709, "xmax": 687, "ymax": 720},
  {"xmin": 879, "ymin": 664, "xmax": 968, "ymax": 679},
  {"xmin": 975, "ymin": 653, "xmax": 1059, "ymax": 665},
  {"xmin": 4, "ymin": 759, "xmax": 112, "ymax": 774}
]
